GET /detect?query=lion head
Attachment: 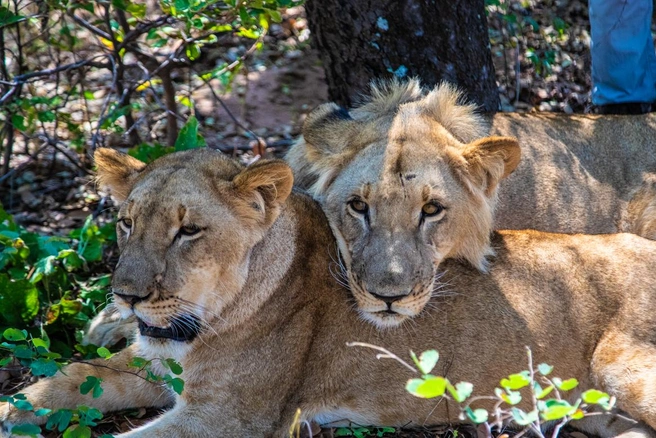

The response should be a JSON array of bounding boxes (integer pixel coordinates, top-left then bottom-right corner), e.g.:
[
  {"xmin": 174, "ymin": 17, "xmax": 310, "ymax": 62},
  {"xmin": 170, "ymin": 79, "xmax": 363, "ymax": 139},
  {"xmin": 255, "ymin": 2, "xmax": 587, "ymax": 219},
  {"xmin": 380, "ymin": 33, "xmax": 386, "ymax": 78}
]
[
  {"xmin": 288, "ymin": 80, "xmax": 520, "ymax": 328},
  {"xmin": 94, "ymin": 148, "xmax": 293, "ymax": 343}
]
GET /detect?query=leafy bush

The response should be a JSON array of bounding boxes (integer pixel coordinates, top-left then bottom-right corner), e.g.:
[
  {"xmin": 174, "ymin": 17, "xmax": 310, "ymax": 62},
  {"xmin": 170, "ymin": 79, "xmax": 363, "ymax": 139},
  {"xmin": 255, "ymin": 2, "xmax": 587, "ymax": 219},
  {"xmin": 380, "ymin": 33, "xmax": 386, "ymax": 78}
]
[
  {"xmin": 351, "ymin": 343, "xmax": 621, "ymax": 438},
  {"xmin": 0, "ymin": 205, "xmax": 115, "ymax": 357},
  {"xmin": 0, "ymin": 0, "xmax": 299, "ymax": 180}
]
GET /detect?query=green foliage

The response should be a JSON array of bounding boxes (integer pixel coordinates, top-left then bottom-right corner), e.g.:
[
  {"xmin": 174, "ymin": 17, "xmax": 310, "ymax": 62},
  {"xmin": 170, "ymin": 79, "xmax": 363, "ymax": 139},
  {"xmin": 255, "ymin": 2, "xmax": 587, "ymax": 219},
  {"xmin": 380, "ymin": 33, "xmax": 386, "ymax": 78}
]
[
  {"xmin": 486, "ymin": 0, "xmax": 570, "ymax": 77},
  {"xmin": 334, "ymin": 427, "xmax": 396, "ymax": 438},
  {"xmin": 0, "ymin": 204, "xmax": 115, "ymax": 352},
  {"xmin": 356, "ymin": 345, "xmax": 618, "ymax": 437}
]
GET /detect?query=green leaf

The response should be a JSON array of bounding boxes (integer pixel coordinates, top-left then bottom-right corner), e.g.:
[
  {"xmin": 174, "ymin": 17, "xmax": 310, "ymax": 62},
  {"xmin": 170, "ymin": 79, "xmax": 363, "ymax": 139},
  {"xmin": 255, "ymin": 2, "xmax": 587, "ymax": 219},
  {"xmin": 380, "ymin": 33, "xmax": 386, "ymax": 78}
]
[
  {"xmin": 31, "ymin": 255, "xmax": 57, "ymax": 283},
  {"xmin": 537, "ymin": 363, "xmax": 553, "ymax": 376},
  {"xmin": 3, "ymin": 328, "xmax": 27, "ymax": 341},
  {"xmin": 58, "ymin": 249, "xmax": 84, "ymax": 271},
  {"xmin": 34, "ymin": 408, "xmax": 52, "ymax": 417},
  {"xmin": 13, "ymin": 399, "xmax": 34, "ymax": 411},
  {"xmin": 126, "ymin": 3, "xmax": 146, "ymax": 18},
  {"xmin": 415, "ymin": 350, "xmax": 439, "ymax": 375},
  {"xmin": 500, "ymin": 371, "xmax": 530, "ymax": 390},
  {"xmin": 30, "ymin": 357, "xmax": 59, "ymax": 377},
  {"xmin": 540, "ymin": 400, "xmax": 576, "ymax": 421},
  {"xmin": 166, "ymin": 376, "xmax": 184, "ymax": 395},
  {"xmin": 13, "ymin": 345, "xmax": 35, "ymax": 359},
  {"xmin": 447, "ymin": 381, "xmax": 473, "ymax": 403},
  {"xmin": 536, "ymin": 384, "xmax": 554, "ymax": 399},
  {"xmin": 554, "ymin": 378, "xmax": 578, "ymax": 391},
  {"xmin": 495, "ymin": 387, "xmax": 522, "ymax": 405},
  {"xmin": 186, "ymin": 43, "xmax": 201, "ymax": 61},
  {"xmin": 97, "ymin": 347, "xmax": 112, "ymax": 359},
  {"xmin": 46, "ymin": 409, "xmax": 73, "ymax": 432},
  {"xmin": 11, "ymin": 114, "xmax": 25, "ymax": 130},
  {"xmin": 0, "ymin": 275, "xmax": 39, "ymax": 325},
  {"xmin": 164, "ymin": 358, "xmax": 183, "ymax": 375},
  {"xmin": 79, "ymin": 376, "xmax": 104, "ymax": 398},
  {"xmin": 128, "ymin": 356, "xmax": 149, "ymax": 368},
  {"xmin": 464, "ymin": 407, "xmax": 488, "ymax": 424},
  {"xmin": 511, "ymin": 408, "xmax": 538, "ymax": 426},
  {"xmin": 63, "ymin": 424, "xmax": 91, "ymax": 438},
  {"xmin": 406, "ymin": 376, "xmax": 447, "ymax": 399},
  {"xmin": 581, "ymin": 389, "xmax": 610, "ymax": 405},
  {"xmin": 10, "ymin": 424, "xmax": 41, "ymax": 437},
  {"xmin": 174, "ymin": 116, "xmax": 204, "ymax": 151}
]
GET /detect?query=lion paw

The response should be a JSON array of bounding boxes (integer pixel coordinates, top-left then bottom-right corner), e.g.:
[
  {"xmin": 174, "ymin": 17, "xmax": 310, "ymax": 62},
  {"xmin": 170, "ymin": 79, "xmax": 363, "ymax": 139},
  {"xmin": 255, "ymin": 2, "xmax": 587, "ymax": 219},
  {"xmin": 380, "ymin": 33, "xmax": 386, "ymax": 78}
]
[{"xmin": 83, "ymin": 305, "xmax": 137, "ymax": 347}]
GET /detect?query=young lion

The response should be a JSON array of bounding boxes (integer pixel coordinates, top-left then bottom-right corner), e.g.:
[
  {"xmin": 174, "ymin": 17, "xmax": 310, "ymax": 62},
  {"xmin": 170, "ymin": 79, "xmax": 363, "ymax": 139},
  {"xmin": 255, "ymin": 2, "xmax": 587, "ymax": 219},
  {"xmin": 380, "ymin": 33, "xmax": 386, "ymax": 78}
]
[
  {"xmin": 285, "ymin": 80, "xmax": 656, "ymax": 329},
  {"xmin": 3, "ymin": 148, "xmax": 656, "ymax": 437}
]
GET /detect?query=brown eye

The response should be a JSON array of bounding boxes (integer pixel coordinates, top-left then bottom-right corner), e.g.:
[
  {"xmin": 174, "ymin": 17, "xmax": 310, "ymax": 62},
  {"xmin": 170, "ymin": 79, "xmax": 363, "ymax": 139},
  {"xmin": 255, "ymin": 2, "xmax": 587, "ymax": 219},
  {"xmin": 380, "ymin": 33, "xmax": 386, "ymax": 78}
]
[
  {"xmin": 422, "ymin": 202, "xmax": 444, "ymax": 217},
  {"xmin": 179, "ymin": 224, "xmax": 201, "ymax": 236},
  {"xmin": 349, "ymin": 199, "xmax": 369, "ymax": 215},
  {"xmin": 118, "ymin": 218, "xmax": 132, "ymax": 232}
]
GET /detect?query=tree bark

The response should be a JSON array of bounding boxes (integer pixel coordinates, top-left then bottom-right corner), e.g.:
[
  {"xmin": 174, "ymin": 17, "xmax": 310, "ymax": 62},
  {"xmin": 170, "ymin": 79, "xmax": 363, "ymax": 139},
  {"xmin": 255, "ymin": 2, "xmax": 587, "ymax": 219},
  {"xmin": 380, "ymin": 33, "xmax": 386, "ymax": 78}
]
[{"xmin": 306, "ymin": 0, "xmax": 500, "ymax": 112}]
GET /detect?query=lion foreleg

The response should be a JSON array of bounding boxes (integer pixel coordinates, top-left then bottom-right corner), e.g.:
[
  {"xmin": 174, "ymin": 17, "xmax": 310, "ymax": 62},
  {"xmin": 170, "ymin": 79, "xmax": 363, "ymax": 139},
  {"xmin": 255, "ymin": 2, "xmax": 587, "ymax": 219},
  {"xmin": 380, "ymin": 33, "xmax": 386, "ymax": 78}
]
[{"xmin": 1, "ymin": 344, "xmax": 173, "ymax": 434}]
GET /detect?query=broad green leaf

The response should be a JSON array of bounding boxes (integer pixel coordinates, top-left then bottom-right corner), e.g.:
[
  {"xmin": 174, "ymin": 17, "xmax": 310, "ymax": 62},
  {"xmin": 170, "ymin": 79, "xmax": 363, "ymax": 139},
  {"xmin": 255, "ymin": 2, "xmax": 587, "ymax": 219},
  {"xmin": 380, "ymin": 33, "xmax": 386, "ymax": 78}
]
[
  {"xmin": 511, "ymin": 408, "xmax": 538, "ymax": 426},
  {"xmin": 3, "ymin": 328, "xmax": 27, "ymax": 341},
  {"xmin": 46, "ymin": 409, "xmax": 73, "ymax": 432},
  {"xmin": 500, "ymin": 371, "xmax": 530, "ymax": 390},
  {"xmin": 582, "ymin": 389, "xmax": 610, "ymax": 405},
  {"xmin": 31, "ymin": 255, "xmax": 57, "ymax": 283},
  {"xmin": 34, "ymin": 408, "xmax": 52, "ymax": 417},
  {"xmin": 30, "ymin": 358, "xmax": 59, "ymax": 377},
  {"xmin": 554, "ymin": 378, "xmax": 578, "ymax": 391},
  {"xmin": 97, "ymin": 347, "xmax": 112, "ymax": 359},
  {"xmin": 79, "ymin": 376, "xmax": 104, "ymax": 398},
  {"xmin": 174, "ymin": 116, "xmax": 204, "ymax": 151},
  {"xmin": 186, "ymin": 43, "xmax": 201, "ymax": 61},
  {"xmin": 406, "ymin": 376, "xmax": 447, "ymax": 399},
  {"xmin": 447, "ymin": 381, "xmax": 473, "ymax": 403},
  {"xmin": 10, "ymin": 424, "xmax": 41, "ymax": 437},
  {"xmin": 464, "ymin": 407, "xmax": 488, "ymax": 424},
  {"xmin": 166, "ymin": 376, "xmax": 184, "ymax": 395},
  {"xmin": 13, "ymin": 345, "xmax": 34, "ymax": 359},
  {"xmin": 415, "ymin": 350, "xmax": 439, "ymax": 375},
  {"xmin": 537, "ymin": 363, "xmax": 553, "ymax": 376},
  {"xmin": 164, "ymin": 358, "xmax": 183, "ymax": 375},
  {"xmin": 63, "ymin": 424, "xmax": 91, "ymax": 438},
  {"xmin": 495, "ymin": 387, "xmax": 522, "ymax": 405},
  {"xmin": 0, "ymin": 274, "xmax": 39, "ymax": 325},
  {"xmin": 541, "ymin": 400, "xmax": 576, "ymax": 421}
]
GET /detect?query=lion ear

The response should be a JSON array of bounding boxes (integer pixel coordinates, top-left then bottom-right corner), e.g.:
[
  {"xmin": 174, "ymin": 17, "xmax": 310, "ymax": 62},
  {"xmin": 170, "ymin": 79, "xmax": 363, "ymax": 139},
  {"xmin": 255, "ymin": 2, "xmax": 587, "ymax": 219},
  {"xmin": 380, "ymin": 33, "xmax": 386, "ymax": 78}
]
[
  {"xmin": 94, "ymin": 148, "xmax": 146, "ymax": 202},
  {"xmin": 459, "ymin": 136, "xmax": 521, "ymax": 197},
  {"xmin": 302, "ymin": 102, "xmax": 354, "ymax": 155},
  {"xmin": 294, "ymin": 103, "xmax": 357, "ymax": 196},
  {"xmin": 233, "ymin": 160, "xmax": 294, "ymax": 227}
]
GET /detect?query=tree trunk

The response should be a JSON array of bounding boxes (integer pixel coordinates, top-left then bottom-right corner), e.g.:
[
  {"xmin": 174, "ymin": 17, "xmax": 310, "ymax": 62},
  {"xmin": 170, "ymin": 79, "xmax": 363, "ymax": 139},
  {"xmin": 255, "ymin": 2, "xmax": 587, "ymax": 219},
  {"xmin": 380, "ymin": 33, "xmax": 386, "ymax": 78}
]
[{"xmin": 306, "ymin": 0, "xmax": 500, "ymax": 112}]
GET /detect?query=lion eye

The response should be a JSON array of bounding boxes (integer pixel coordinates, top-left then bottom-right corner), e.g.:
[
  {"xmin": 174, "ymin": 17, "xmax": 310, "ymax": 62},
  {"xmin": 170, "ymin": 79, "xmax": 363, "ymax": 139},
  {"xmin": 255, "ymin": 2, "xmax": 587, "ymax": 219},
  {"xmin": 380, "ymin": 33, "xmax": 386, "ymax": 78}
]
[
  {"xmin": 179, "ymin": 224, "xmax": 201, "ymax": 237},
  {"xmin": 348, "ymin": 199, "xmax": 369, "ymax": 215},
  {"xmin": 118, "ymin": 218, "xmax": 133, "ymax": 233},
  {"xmin": 422, "ymin": 202, "xmax": 444, "ymax": 217}
]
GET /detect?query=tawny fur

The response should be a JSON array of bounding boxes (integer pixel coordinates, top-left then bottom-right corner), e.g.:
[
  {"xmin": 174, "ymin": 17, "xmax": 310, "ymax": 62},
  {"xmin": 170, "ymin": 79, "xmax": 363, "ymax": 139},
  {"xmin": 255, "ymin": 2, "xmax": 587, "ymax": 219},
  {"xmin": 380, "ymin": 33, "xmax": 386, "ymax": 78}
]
[
  {"xmin": 3, "ymin": 149, "xmax": 656, "ymax": 438},
  {"xmin": 285, "ymin": 79, "xmax": 656, "ymax": 328}
]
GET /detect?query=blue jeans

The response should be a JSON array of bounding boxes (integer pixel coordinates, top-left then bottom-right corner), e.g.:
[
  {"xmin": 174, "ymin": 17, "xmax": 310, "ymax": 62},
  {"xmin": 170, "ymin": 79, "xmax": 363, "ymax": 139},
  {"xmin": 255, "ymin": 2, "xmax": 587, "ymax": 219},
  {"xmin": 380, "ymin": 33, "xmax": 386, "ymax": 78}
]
[{"xmin": 589, "ymin": 0, "xmax": 656, "ymax": 105}]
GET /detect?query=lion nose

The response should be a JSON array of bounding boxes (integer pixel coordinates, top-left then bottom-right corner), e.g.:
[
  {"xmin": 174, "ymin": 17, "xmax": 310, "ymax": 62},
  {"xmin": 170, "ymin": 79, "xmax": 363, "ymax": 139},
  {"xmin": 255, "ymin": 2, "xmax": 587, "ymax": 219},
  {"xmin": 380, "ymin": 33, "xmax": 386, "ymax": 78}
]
[
  {"xmin": 114, "ymin": 292, "xmax": 150, "ymax": 307},
  {"xmin": 370, "ymin": 292, "xmax": 406, "ymax": 305}
]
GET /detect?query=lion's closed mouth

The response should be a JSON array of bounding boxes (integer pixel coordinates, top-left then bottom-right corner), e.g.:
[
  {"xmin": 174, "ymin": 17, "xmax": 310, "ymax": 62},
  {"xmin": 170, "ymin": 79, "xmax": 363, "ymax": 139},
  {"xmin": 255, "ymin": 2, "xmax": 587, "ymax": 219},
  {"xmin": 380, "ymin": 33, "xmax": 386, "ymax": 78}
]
[{"xmin": 137, "ymin": 314, "xmax": 201, "ymax": 342}]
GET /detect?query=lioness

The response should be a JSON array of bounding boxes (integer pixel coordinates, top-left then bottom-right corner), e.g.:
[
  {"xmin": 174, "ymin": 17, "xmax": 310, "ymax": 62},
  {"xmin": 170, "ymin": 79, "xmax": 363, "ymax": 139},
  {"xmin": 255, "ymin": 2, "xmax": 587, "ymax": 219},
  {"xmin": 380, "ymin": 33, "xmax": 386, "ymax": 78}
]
[
  {"xmin": 3, "ymin": 148, "xmax": 656, "ymax": 437},
  {"xmin": 285, "ymin": 80, "xmax": 656, "ymax": 328}
]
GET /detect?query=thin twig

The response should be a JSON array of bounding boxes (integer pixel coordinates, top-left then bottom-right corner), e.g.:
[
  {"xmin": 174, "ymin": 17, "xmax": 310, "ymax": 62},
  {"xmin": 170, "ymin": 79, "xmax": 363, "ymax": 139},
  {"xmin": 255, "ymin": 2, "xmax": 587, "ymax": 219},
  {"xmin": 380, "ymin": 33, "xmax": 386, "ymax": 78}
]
[{"xmin": 346, "ymin": 342, "xmax": 418, "ymax": 373}]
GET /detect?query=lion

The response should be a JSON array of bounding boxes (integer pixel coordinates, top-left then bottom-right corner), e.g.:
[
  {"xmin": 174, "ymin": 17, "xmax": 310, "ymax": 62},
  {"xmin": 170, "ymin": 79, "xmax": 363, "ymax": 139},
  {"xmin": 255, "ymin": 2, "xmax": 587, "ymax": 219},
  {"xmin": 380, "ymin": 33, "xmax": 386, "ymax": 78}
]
[
  {"xmin": 284, "ymin": 79, "xmax": 656, "ymax": 328},
  {"xmin": 3, "ymin": 148, "xmax": 656, "ymax": 438}
]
